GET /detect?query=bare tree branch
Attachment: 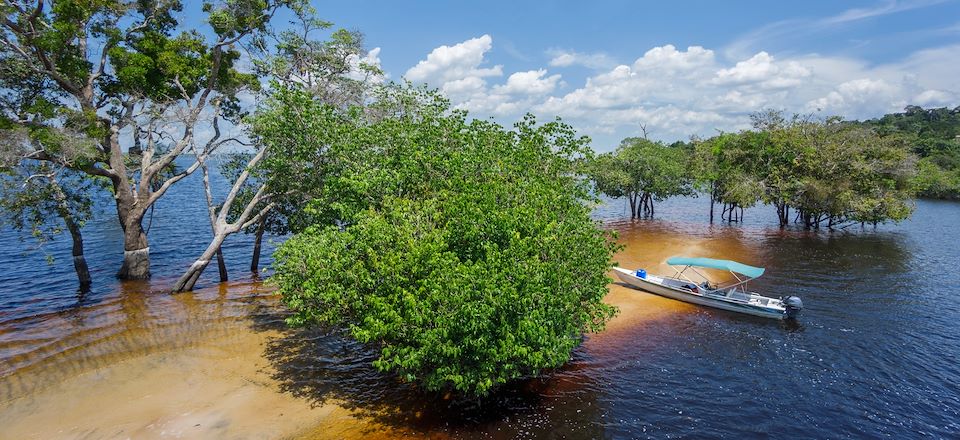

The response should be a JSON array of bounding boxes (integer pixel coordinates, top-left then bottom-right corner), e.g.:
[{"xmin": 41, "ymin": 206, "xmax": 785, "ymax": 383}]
[
  {"xmin": 217, "ymin": 145, "xmax": 267, "ymax": 224},
  {"xmin": 239, "ymin": 201, "xmax": 275, "ymax": 230}
]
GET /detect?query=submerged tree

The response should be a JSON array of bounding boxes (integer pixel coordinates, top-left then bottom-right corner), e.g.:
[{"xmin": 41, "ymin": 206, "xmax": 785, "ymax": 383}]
[
  {"xmin": 0, "ymin": 47, "xmax": 98, "ymax": 286},
  {"xmin": 0, "ymin": 157, "xmax": 98, "ymax": 287},
  {"xmin": 271, "ymin": 86, "xmax": 617, "ymax": 397},
  {"xmin": 589, "ymin": 137, "xmax": 692, "ymax": 218},
  {"xmin": 170, "ymin": 8, "xmax": 379, "ymax": 292},
  {"xmin": 693, "ymin": 133, "xmax": 764, "ymax": 223},
  {"xmin": 169, "ymin": 134, "xmax": 273, "ymax": 292},
  {"xmin": 790, "ymin": 122, "xmax": 915, "ymax": 228},
  {"xmin": 696, "ymin": 111, "xmax": 916, "ymax": 228},
  {"xmin": 1, "ymin": 0, "xmax": 301, "ymax": 279}
]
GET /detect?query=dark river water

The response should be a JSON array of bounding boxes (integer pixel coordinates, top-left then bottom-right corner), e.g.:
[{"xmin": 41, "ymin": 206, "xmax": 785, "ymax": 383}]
[
  {"xmin": 1, "ymin": 165, "xmax": 959, "ymax": 438},
  {"xmin": 0, "ymin": 158, "xmax": 280, "ymax": 323}
]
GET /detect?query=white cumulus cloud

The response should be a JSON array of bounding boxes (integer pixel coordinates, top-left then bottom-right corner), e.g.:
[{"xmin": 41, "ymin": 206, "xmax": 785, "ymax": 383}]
[
  {"xmin": 407, "ymin": 36, "xmax": 564, "ymax": 117},
  {"xmin": 495, "ymin": 69, "xmax": 562, "ymax": 95},
  {"xmin": 633, "ymin": 45, "xmax": 716, "ymax": 73},
  {"xmin": 713, "ymin": 52, "xmax": 811, "ymax": 89},
  {"xmin": 404, "ymin": 34, "xmax": 503, "ymax": 84},
  {"xmin": 401, "ymin": 37, "xmax": 960, "ymax": 148}
]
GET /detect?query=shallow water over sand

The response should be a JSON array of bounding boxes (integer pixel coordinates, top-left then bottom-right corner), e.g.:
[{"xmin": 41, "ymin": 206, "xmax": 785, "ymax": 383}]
[{"xmin": 2, "ymin": 197, "xmax": 960, "ymax": 438}]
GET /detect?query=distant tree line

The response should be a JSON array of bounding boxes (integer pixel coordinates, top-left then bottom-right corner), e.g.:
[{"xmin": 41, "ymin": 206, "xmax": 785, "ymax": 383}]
[
  {"xmin": 859, "ymin": 106, "xmax": 960, "ymax": 200},
  {"xmin": 588, "ymin": 107, "xmax": 959, "ymax": 229}
]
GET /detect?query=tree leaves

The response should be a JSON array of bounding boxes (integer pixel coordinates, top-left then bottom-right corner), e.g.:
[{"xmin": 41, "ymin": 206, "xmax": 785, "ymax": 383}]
[
  {"xmin": 269, "ymin": 85, "xmax": 617, "ymax": 396},
  {"xmin": 695, "ymin": 111, "xmax": 918, "ymax": 227}
]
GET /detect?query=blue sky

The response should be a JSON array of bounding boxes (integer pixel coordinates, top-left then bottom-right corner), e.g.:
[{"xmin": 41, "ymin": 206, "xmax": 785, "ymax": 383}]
[{"xmin": 258, "ymin": 1, "xmax": 960, "ymax": 148}]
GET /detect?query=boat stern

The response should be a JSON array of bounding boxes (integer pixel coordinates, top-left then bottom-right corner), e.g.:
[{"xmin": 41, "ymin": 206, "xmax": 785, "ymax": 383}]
[{"xmin": 783, "ymin": 296, "xmax": 803, "ymax": 319}]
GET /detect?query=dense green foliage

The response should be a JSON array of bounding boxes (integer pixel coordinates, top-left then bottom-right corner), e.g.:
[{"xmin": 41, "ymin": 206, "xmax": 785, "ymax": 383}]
[
  {"xmin": 588, "ymin": 110, "xmax": 918, "ymax": 228},
  {"xmin": 588, "ymin": 137, "xmax": 693, "ymax": 217},
  {"xmin": 691, "ymin": 131, "xmax": 765, "ymax": 222},
  {"xmin": 268, "ymin": 86, "xmax": 617, "ymax": 396},
  {"xmin": 696, "ymin": 112, "xmax": 916, "ymax": 228},
  {"xmin": 0, "ymin": 163, "xmax": 96, "ymax": 252},
  {"xmin": 858, "ymin": 106, "xmax": 960, "ymax": 199}
]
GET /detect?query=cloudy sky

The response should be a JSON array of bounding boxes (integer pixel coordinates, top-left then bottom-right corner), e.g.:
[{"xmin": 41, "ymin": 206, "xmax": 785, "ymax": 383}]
[{"xmin": 315, "ymin": 0, "xmax": 959, "ymax": 149}]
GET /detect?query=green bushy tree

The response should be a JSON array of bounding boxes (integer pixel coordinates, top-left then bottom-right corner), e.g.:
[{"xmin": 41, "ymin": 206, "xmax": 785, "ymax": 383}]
[
  {"xmin": 268, "ymin": 85, "xmax": 617, "ymax": 396},
  {"xmin": 588, "ymin": 137, "xmax": 692, "ymax": 218},
  {"xmin": 696, "ymin": 111, "xmax": 916, "ymax": 228}
]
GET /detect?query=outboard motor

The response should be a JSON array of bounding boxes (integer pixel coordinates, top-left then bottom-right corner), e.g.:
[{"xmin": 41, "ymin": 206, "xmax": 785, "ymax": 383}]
[{"xmin": 783, "ymin": 296, "xmax": 803, "ymax": 319}]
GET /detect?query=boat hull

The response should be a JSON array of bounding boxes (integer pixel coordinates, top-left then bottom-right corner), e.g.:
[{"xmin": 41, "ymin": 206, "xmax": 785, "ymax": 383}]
[{"xmin": 613, "ymin": 267, "xmax": 786, "ymax": 320}]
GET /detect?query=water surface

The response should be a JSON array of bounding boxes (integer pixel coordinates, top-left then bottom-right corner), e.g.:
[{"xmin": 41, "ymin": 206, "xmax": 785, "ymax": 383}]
[{"xmin": 2, "ymin": 187, "xmax": 959, "ymax": 438}]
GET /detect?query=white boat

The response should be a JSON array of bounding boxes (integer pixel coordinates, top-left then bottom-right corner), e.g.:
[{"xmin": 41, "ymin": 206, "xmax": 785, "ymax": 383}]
[{"xmin": 613, "ymin": 256, "xmax": 802, "ymax": 320}]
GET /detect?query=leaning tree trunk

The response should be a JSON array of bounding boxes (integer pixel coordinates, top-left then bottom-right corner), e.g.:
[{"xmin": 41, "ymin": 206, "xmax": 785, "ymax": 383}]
[
  {"xmin": 172, "ymin": 142, "xmax": 272, "ymax": 293},
  {"xmin": 49, "ymin": 178, "xmax": 91, "ymax": 287},
  {"xmin": 173, "ymin": 232, "xmax": 228, "ymax": 292}
]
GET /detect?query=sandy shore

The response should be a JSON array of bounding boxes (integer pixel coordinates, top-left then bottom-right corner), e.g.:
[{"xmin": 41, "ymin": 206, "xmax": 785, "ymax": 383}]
[
  {"xmin": 0, "ymin": 291, "xmax": 680, "ymax": 439},
  {"xmin": 0, "ymin": 221, "xmax": 751, "ymax": 439},
  {"xmin": 0, "ymin": 322, "xmax": 351, "ymax": 439}
]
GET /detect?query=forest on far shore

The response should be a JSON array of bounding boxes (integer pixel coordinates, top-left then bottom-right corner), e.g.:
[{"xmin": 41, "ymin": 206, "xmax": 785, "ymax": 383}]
[
  {"xmin": 858, "ymin": 106, "xmax": 960, "ymax": 200},
  {"xmin": 589, "ymin": 105, "xmax": 960, "ymax": 229}
]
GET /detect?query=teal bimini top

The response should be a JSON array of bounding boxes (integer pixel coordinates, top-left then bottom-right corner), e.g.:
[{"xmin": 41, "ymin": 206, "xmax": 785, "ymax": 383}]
[{"xmin": 666, "ymin": 256, "xmax": 765, "ymax": 279}]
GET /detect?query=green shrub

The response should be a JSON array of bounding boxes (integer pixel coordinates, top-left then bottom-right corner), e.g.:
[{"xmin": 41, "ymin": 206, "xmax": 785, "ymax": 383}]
[{"xmin": 269, "ymin": 87, "xmax": 617, "ymax": 396}]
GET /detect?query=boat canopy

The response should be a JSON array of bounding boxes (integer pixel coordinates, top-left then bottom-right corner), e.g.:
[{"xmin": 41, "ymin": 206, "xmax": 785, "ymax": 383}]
[{"xmin": 666, "ymin": 256, "xmax": 765, "ymax": 278}]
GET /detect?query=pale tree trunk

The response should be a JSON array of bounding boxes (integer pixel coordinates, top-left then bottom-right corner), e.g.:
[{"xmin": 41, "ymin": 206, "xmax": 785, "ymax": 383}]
[
  {"xmin": 114, "ymin": 186, "xmax": 150, "ymax": 280},
  {"xmin": 172, "ymin": 197, "xmax": 272, "ymax": 292},
  {"xmin": 172, "ymin": 146, "xmax": 272, "ymax": 293},
  {"xmin": 96, "ymin": 125, "xmax": 152, "ymax": 280},
  {"xmin": 174, "ymin": 232, "xmax": 229, "ymax": 292},
  {"xmin": 114, "ymin": 194, "xmax": 151, "ymax": 279},
  {"xmin": 117, "ymin": 218, "xmax": 150, "ymax": 279}
]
